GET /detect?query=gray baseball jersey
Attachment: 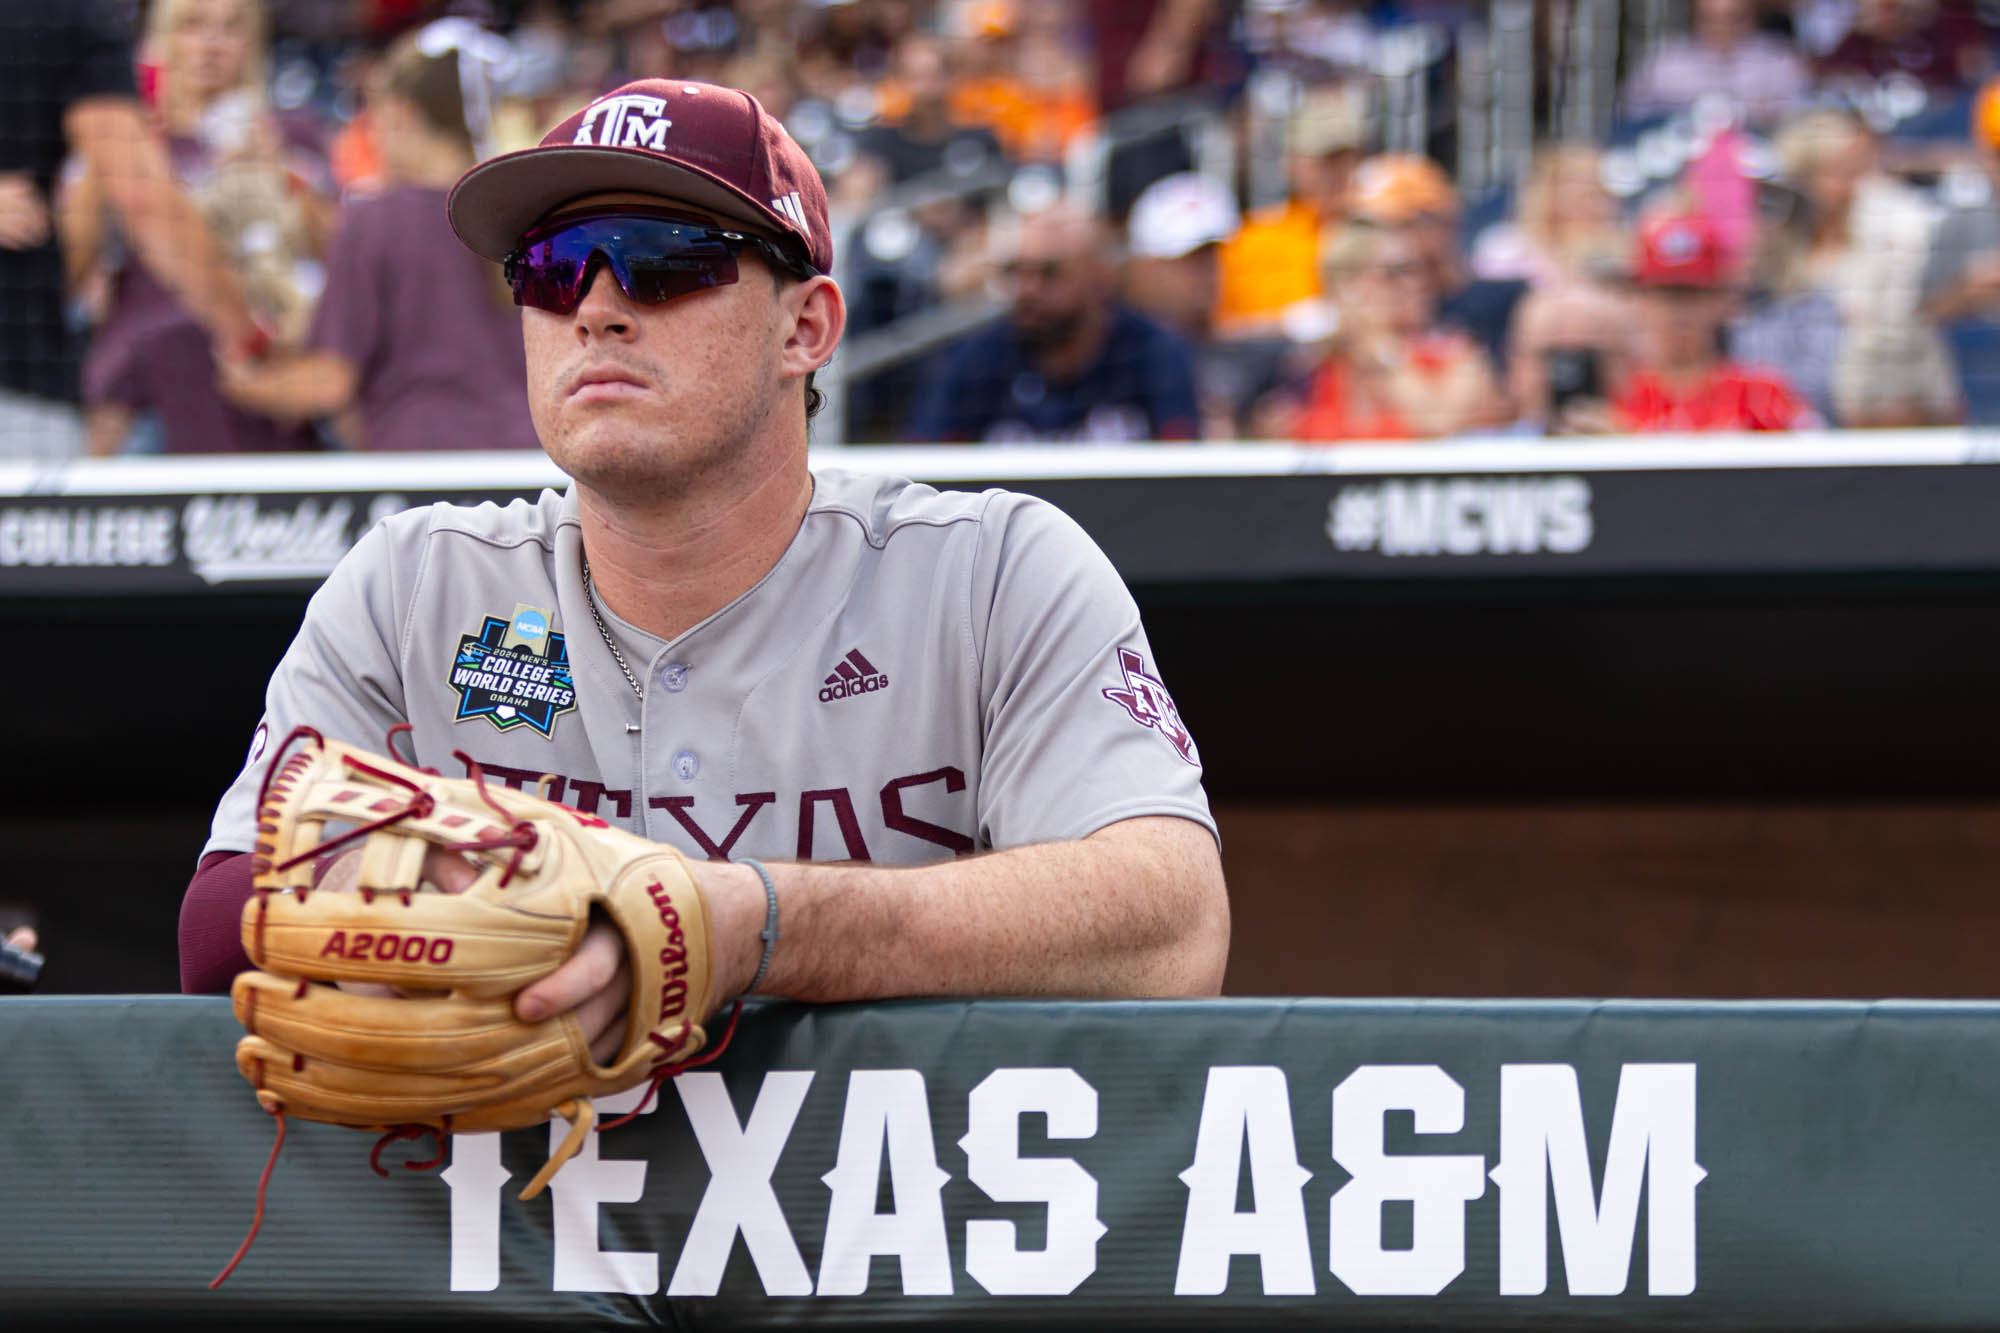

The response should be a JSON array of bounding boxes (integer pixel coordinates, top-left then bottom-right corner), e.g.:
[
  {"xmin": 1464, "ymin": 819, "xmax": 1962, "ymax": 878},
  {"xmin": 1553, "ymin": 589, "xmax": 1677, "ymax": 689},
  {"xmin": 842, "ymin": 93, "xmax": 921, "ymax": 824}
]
[{"xmin": 205, "ymin": 468, "xmax": 1213, "ymax": 865}]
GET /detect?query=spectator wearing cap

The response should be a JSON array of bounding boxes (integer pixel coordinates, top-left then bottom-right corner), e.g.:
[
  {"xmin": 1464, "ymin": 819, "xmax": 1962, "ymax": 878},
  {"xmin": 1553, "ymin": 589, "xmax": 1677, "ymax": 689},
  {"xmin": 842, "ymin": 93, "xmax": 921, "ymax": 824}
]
[
  {"xmin": 905, "ymin": 201, "xmax": 1201, "ymax": 443},
  {"xmin": 1609, "ymin": 213, "xmax": 1812, "ymax": 432},
  {"xmin": 1124, "ymin": 171, "xmax": 1281, "ymax": 437},
  {"xmin": 1271, "ymin": 221, "xmax": 1506, "ymax": 443},
  {"xmin": 1621, "ymin": 0, "xmax": 1810, "ymax": 128},
  {"xmin": 214, "ymin": 26, "xmax": 539, "ymax": 451},
  {"xmin": 1350, "ymin": 152, "xmax": 1528, "ymax": 372},
  {"xmin": 1919, "ymin": 77, "xmax": 2000, "ymax": 421},
  {"xmin": 1213, "ymin": 81, "xmax": 1368, "ymax": 337}
]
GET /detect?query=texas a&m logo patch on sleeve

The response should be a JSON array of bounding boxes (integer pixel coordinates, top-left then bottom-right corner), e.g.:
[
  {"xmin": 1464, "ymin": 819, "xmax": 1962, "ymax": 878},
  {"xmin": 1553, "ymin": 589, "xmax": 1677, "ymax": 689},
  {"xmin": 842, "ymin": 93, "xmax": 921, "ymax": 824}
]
[{"xmin": 1102, "ymin": 647, "xmax": 1199, "ymax": 766}]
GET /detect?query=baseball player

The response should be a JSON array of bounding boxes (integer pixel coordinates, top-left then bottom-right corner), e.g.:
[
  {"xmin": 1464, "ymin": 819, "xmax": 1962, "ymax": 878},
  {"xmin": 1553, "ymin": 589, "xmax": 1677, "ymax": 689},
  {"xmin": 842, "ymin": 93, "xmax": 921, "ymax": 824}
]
[{"xmin": 179, "ymin": 79, "xmax": 1229, "ymax": 1053}]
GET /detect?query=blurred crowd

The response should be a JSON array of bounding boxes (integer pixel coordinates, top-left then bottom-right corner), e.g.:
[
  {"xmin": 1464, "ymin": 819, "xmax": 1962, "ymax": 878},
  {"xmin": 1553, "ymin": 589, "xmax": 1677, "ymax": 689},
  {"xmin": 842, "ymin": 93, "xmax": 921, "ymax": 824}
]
[{"xmin": 12, "ymin": 0, "xmax": 2000, "ymax": 452}]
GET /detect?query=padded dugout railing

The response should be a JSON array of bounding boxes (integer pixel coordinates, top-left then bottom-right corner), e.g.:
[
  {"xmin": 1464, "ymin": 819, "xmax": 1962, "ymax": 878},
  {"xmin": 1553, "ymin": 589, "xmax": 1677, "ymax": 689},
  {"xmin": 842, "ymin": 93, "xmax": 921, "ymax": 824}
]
[{"xmin": 6, "ymin": 994, "xmax": 1998, "ymax": 1329}]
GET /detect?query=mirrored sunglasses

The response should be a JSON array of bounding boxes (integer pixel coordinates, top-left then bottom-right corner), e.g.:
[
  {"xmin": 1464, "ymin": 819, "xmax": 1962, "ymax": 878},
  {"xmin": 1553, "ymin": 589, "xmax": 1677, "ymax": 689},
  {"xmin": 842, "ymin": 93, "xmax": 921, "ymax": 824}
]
[{"xmin": 502, "ymin": 207, "xmax": 814, "ymax": 315}]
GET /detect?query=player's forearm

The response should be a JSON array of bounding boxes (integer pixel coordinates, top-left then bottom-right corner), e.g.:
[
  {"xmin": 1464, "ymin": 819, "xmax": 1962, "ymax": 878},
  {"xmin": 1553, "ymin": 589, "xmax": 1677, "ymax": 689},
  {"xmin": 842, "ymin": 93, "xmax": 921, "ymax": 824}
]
[
  {"xmin": 180, "ymin": 850, "xmax": 257, "ymax": 993},
  {"xmin": 713, "ymin": 816, "xmax": 1230, "ymax": 1003}
]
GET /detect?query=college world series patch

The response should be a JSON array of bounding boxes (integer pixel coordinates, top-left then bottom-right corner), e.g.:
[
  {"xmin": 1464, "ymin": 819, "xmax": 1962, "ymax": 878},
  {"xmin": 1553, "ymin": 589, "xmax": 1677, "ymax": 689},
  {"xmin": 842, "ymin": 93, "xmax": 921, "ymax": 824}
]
[{"xmin": 448, "ymin": 605, "xmax": 578, "ymax": 737}]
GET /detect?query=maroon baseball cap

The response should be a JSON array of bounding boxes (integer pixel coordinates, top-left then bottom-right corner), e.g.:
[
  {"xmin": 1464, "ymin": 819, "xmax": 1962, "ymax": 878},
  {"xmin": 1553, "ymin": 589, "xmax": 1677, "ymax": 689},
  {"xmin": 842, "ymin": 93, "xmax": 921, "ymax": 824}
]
[{"xmin": 448, "ymin": 79, "xmax": 832, "ymax": 274}]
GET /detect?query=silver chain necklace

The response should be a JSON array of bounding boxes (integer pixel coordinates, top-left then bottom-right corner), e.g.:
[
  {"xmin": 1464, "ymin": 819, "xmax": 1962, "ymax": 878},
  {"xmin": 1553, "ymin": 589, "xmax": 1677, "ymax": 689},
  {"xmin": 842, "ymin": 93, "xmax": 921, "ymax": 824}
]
[{"xmin": 581, "ymin": 555, "xmax": 645, "ymax": 701}]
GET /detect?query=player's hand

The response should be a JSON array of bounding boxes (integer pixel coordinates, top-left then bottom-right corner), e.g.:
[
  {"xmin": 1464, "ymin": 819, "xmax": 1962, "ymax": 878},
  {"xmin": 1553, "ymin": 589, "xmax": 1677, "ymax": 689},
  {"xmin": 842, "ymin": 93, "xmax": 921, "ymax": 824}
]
[
  {"xmin": 312, "ymin": 841, "xmax": 635, "ymax": 1058},
  {"xmin": 516, "ymin": 921, "xmax": 632, "ymax": 1064},
  {"xmin": 513, "ymin": 860, "xmax": 769, "ymax": 1063},
  {"xmin": 5, "ymin": 925, "xmax": 36, "ymax": 952}
]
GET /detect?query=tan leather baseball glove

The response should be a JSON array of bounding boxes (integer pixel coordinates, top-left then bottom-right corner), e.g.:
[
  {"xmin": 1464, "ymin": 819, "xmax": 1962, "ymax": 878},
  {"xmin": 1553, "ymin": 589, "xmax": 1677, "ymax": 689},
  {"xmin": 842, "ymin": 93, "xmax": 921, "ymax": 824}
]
[{"xmin": 229, "ymin": 726, "xmax": 720, "ymax": 1204}]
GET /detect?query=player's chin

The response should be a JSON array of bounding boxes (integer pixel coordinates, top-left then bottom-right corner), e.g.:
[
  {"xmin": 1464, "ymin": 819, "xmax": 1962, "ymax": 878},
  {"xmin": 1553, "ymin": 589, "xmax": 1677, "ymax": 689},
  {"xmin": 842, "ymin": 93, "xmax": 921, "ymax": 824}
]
[
  {"xmin": 555, "ymin": 403, "xmax": 673, "ymax": 445},
  {"xmin": 551, "ymin": 429, "xmax": 691, "ymax": 489}
]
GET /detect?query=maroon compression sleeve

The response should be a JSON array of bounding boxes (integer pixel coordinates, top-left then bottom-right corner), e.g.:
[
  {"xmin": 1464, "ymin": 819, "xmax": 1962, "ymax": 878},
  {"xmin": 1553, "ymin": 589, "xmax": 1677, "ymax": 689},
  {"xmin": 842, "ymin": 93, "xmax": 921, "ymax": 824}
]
[{"xmin": 180, "ymin": 850, "xmax": 256, "ymax": 994}]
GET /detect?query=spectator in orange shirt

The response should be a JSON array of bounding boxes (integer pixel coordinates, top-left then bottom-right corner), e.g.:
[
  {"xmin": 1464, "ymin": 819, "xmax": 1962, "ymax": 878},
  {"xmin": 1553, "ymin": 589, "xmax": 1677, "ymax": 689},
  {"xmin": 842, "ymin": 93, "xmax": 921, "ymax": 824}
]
[
  {"xmin": 947, "ymin": 0, "xmax": 1097, "ymax": 164},
  {"xmin": 1214, "ymin": 81, "xmax": 1368, "ymax": 336},
  {"xmin": 1611, "ymin": 213, "xmax": 1813, "ymax": 432}
]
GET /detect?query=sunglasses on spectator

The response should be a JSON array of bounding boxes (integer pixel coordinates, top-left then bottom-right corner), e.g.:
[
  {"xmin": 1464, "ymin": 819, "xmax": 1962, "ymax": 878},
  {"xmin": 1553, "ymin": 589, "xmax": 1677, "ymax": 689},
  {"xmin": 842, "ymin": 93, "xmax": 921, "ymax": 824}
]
[{"xmin": 503, "ymin": 206, "xmax": 816, "ymax": 315}]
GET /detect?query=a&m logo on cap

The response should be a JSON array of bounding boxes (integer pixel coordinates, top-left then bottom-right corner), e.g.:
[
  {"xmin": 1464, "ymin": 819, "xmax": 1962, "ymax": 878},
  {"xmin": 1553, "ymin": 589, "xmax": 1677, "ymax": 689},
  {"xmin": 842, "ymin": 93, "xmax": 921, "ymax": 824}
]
[{"xmin": 574, "ymin": 94, "xmax": 673, "ymax": 151}]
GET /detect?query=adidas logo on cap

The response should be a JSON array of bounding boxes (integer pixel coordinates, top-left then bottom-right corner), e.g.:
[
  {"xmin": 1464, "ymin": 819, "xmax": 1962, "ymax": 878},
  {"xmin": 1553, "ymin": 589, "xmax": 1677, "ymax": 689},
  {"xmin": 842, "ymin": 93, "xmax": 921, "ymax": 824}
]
[{"xmin": 819, "ymin": 649, "xmax": 888, "ymax": 702}]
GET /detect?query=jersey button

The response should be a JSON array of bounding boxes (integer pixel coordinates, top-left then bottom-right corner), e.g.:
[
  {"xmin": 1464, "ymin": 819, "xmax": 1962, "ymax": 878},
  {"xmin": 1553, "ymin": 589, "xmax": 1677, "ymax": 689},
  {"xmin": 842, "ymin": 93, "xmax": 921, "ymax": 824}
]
[
  {"xmin": 672, "ymin": 750, "xmax": 700, "ymax": 781},
  {"xmin": 660, "ymin": 664, "xmax": 689, "ymax": 692}
]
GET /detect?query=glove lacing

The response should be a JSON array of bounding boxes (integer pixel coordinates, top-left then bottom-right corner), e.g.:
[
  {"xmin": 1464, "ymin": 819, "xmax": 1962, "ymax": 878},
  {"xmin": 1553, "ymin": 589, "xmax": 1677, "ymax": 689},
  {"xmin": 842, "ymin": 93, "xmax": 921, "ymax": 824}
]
[{"xmin": 216, "ymin": 727, "xmax": 733, "ymax": 1288}]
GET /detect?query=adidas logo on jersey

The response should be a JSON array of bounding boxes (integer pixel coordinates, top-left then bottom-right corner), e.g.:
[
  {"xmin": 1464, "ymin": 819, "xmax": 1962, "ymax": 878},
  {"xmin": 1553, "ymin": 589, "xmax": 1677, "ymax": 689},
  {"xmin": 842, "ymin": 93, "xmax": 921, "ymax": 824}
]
[{"xmin": 819, "ymin": 648, "xmax": 888, "ymax": 702}]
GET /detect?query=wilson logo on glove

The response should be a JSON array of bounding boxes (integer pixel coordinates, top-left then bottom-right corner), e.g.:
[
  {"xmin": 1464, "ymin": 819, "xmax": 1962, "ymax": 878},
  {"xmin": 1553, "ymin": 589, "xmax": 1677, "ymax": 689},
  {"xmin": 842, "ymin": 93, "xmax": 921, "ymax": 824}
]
[
  {"xmin": 646, "ymin": 880, "xmax": 692, "ymax": 1023},
  {"xmin": 211, "ymin": 723, "xmax": 738, "ymax": 1288}
]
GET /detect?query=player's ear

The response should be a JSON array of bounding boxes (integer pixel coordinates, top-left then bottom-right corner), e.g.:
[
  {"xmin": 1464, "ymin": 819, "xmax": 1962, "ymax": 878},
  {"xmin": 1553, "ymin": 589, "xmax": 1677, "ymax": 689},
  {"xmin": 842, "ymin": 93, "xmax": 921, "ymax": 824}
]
[{"xmin": 779, "ymin": 275, "xmax": 844, "ymax": 379}]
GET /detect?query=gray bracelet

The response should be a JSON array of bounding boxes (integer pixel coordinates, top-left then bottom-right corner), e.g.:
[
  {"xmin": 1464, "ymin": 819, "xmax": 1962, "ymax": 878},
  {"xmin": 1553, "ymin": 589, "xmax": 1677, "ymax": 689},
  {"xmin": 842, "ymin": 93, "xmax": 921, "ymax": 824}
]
[{"xmin": 739, "ymin": 857, "xmax": 780, "ymax": 995}]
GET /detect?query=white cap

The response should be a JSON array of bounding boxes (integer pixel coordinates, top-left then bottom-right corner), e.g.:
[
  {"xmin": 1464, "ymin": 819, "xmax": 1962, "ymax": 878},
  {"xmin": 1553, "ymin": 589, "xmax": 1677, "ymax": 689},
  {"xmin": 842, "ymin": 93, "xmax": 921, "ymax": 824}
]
[{"xmin": 1127, "ymin": 172, "xmax": 1241, "ymax": 259}]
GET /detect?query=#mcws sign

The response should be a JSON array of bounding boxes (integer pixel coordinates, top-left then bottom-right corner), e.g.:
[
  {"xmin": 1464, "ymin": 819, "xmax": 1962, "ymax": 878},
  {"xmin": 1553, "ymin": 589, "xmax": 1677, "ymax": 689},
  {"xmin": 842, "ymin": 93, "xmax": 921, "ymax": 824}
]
[
  {"xmin": 1328, "ymin": 477, "xmax": 1595, "ymax": 557},
  {"xmin": 440, "ymin": 1060, "xmax": 1701, "ymax": 1301}
]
